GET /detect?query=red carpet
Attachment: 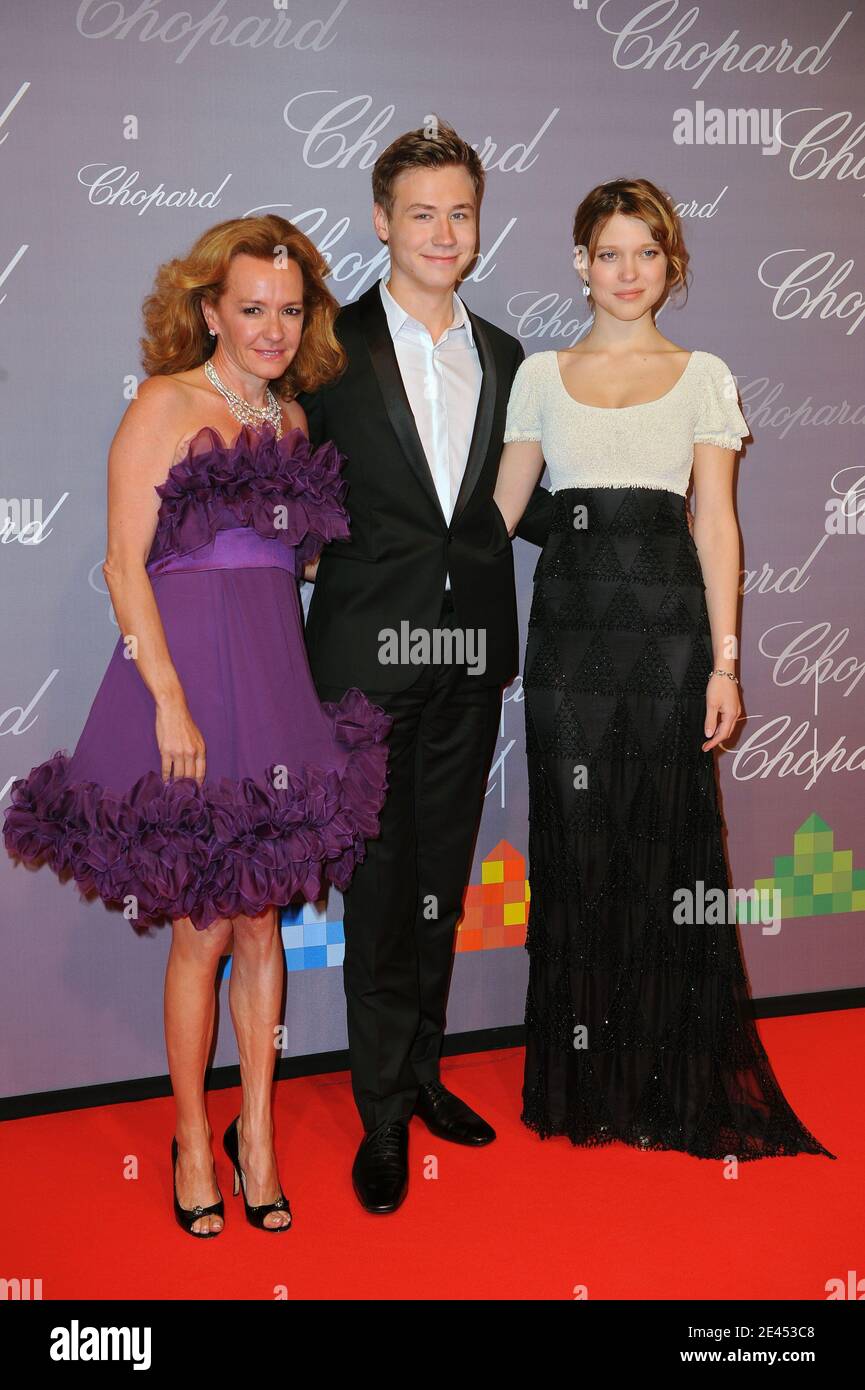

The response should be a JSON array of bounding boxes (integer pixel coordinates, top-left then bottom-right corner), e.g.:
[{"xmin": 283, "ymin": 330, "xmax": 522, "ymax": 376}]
[{"xmin": 2, "ymin": 1011, "xmax": 858, "ymax": 1301}]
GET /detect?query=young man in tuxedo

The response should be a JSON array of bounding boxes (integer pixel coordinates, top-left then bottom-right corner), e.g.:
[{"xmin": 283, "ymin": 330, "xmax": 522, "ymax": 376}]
[{"xmin": 295, "ymin": 119, "xmax": 552, "ymax": 1213}]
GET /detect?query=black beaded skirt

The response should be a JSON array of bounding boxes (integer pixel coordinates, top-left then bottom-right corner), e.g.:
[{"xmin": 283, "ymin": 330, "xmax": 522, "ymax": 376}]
[{"xmin": 521, "ymin": 486, "xmax": 835, "ymax": 1160}]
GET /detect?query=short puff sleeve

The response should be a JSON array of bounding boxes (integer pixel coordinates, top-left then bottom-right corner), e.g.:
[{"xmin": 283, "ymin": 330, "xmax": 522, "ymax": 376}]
[
  {"xmin": 694, "ymin": 353, "xmax": 749, "ymax": 450},
  {"xmin": 503, "ymin": 355, "xmax": 543, "ymax": 443}
]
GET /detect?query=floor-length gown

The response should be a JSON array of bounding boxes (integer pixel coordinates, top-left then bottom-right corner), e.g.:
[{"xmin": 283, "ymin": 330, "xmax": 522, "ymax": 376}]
[
  {"xmin": 501, "ymin": 349, "xmax": 835, "ymax": 1161},
  {"xmin": 3, "ymin": 421, "xmax": 392, "ymax": 930}
]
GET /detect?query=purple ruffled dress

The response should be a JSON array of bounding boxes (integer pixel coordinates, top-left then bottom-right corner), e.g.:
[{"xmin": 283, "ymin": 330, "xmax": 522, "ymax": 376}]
[{"xmin": 2, "ymin": 422, "xmax": 392, "ymax": 931}]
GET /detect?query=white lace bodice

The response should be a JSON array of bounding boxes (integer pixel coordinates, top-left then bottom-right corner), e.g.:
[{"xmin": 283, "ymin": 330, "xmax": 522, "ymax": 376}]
[{"xmin": 503, "ymin": 349, "xmax": 749, "ymax": 496}]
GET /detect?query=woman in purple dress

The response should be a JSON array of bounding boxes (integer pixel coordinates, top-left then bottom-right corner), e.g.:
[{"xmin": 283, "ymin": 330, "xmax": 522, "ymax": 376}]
[{"xmin": 2, "ymin": 215, "xmax": 393, "ymax": 1235}]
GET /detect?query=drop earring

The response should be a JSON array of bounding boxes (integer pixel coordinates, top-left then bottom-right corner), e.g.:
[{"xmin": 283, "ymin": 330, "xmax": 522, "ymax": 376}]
[{"xmin": 572, "ymin": 246, "xmax": 590, "ymax": 298}]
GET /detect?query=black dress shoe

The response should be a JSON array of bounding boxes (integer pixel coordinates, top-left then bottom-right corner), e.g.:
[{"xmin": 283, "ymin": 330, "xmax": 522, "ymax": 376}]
[
  {"xmin": 352, "ymin": 1121, "xmax": 409, "ymax": 1213},
  {"xmin": 414, "ymin": 1080, "xmax": 496, "ymax": 1145}
]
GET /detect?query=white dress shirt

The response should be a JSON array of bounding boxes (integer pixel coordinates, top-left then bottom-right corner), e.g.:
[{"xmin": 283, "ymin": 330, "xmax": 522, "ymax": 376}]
[{"xmin": 379, "ymin": 275, "xmax": 482, "ymax": 590}]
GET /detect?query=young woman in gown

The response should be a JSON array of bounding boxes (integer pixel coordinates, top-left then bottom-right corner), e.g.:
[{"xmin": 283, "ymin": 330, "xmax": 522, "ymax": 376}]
[
  {"xmin": 493, "ymin": 178, "xmax": 835, "ymax": 1162},
  {"xmin": 3, "ymin": 216, "xmax": 393, "ymax": 1232}
]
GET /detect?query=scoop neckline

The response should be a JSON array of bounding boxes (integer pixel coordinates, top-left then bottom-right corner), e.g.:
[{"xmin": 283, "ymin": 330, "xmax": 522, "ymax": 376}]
[{"xmin": 552, "ymin": 348, "xmax": 698, "ymax": 411}]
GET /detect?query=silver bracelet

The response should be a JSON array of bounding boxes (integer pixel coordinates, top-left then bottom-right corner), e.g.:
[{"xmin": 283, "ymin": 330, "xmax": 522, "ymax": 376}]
[{"xmin": 710, "ymin": 668, "xmax": 739, "ymax": 684}]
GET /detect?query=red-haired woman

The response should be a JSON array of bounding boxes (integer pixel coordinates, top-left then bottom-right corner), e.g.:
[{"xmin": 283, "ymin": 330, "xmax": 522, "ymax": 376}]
[{"xmin": 3, "ymin": 216, "xmax": 392, "ymax": 1232}]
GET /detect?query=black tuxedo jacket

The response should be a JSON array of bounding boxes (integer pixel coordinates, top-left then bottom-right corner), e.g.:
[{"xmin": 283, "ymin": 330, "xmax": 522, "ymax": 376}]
[{"xmin": 295, "ymin": 281, "xmax": 553, "ymax": 692}]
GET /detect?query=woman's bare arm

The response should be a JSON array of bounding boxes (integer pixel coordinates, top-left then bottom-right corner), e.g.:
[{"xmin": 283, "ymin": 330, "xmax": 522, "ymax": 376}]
[
  {"xmin": 691, "ymin": 442, "xmax": 742, "ymax": 751},
  {"xmin": 101, "ymin": 377, "xmax": 206, "ymax": 781},
  {"xmin": 493, "ymin": 439, "xmax": 546, "ymax": 537}
]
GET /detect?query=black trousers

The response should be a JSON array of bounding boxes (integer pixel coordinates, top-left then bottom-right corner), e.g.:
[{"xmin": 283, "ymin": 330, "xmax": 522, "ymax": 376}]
[{"xmin": 315, "ymin": 591, "xmax": 503, "ymax": 1131}]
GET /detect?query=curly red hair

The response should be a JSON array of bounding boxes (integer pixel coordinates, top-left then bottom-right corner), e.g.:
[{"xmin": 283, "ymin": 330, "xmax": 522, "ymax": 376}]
[{"xmin": 139, "ymin": 214, "xmax": 346, "ymax": 395}]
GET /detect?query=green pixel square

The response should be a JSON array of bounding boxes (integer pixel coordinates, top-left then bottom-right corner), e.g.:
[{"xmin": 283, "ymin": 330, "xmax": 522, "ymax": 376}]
[
  {"xmin": 831, "ymin": 892, "xmax": 853, "ymax": 914},
  {"xmin": 811, "ymin": 894, "xmax": 834, "ymax": 914},
  {"xmin": 773, "ymin": 856, "xmax": 794, "ymax": 876},
  {"xmin": 814, "ymin": 852, "xmax": 833, "ymax": 872},
  {"xmin": 792, "ymin": 874, "xmax": 812, "ymax": 894},
  {"xmin": 793, "ymin": 854, "xmax": 815, "ymax": 874}
]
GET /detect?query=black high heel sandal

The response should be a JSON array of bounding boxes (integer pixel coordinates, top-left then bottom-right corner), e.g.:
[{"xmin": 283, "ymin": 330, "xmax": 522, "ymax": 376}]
[
  {"xmin": 170, "ymin": 1137, "xmax": 225, "ymax": 1238},
  {"xmin": 223, "ymin": 1117, "xmax": 292, "ymax": 1232}
]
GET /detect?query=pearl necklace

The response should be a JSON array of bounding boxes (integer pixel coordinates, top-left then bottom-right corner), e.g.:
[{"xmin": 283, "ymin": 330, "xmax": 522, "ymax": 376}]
[{"xmin": 204, "ymin": 359, "xmax": 283, "ymax": 438}]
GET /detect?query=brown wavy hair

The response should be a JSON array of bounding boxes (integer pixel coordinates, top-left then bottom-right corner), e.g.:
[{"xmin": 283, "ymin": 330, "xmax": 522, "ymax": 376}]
[
  {"xmin": 573, "ymin": 177, "xmax": 691, "ymax": 312},
  {"xmin": 372, "ymin": 115, "xmax": 485, "ymax": 220},
  {"xmin": 139, "ymin": 214, "xmax": 346, "ymax": 396}
]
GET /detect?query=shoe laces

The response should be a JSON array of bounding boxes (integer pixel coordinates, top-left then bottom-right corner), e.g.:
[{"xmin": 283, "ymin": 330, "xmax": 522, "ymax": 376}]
[{"xmin": 368, "ymin": 1123, "xmax": 404, "ymax": 1158}]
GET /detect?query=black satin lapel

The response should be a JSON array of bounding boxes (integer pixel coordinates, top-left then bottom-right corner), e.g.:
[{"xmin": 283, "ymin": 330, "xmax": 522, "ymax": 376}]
[
  {"xmin": 452, "ymin": 310, "xmax": 496, "ymax": 523},
  {"xmin": 358, "ymin": 287, "xmax": 448, "ymax": 528}
]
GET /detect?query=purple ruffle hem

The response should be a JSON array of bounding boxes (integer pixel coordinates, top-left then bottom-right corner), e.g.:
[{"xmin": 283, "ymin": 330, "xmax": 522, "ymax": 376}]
[{"xmin": 3, "ymin": 689, "xmax": 392, "ymax": 931}]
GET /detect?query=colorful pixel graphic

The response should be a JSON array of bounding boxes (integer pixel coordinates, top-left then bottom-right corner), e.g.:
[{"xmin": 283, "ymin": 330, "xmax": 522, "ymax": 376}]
[
  {"xmin": 281, "ymin": 899, "xmax": 345, "ymax": 971},
  {"xmin": 260, "ymin": 840, "xmax": 531, "ymax": 972},
  {"xmin": 738, "ymin": 813, "xmax": 865, "ymax": 922},
  {"xmin": 455, "ymin": 839, "xmax": 530, "ymax": 952}
]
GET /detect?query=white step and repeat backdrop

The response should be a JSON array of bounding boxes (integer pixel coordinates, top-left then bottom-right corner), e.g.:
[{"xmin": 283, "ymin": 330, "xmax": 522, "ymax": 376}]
[{"xmin": 2, "ymin": 0, "xmax": 862, "ymax": 1098}]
